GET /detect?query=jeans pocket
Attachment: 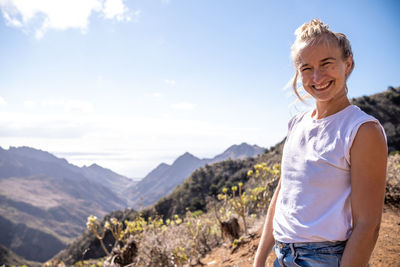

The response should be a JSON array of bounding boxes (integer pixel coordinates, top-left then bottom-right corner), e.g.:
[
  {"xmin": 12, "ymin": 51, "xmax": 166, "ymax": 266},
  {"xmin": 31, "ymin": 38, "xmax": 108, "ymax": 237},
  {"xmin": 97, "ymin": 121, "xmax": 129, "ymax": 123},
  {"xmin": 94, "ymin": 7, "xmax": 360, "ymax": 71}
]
[
  {"xmin": 295, "ymin": 251, "xmax": 342, "ymax": 267},
  {"xmin": 292, "ymin": 251, "xmax": 302, "ymax": 267}
]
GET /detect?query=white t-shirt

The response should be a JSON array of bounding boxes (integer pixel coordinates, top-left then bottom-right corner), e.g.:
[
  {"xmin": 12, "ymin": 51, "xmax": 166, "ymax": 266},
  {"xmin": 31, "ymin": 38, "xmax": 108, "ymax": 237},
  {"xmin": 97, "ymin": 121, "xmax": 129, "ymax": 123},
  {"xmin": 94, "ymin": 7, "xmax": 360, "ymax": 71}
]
[{"xmin": 273, "ymin": 105, "xmax": 386, "ymax": 243}]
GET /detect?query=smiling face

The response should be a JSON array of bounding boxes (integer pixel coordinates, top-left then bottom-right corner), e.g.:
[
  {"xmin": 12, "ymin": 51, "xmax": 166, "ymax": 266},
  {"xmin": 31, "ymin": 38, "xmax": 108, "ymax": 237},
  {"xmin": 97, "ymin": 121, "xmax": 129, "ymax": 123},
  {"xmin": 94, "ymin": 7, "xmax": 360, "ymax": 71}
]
[{"xmin": 295, "ymin": 39, "xmax": 353, "ymax": 105}]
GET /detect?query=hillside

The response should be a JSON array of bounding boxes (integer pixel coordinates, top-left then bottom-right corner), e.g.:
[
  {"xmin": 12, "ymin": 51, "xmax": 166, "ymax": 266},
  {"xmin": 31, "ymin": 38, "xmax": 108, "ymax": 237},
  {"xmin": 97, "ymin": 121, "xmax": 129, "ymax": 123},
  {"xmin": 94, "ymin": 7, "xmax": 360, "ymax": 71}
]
[
  {"xmin": 124, "ymin": 152, "xmax": 208, "ymax": 209},
  {"xmin": 81, "ymin": 164, "xmax": 135, "ymax": 195},
  {"xmin": 0, "ymin": 147, "xmax": 134, "ymax": 262},
  {"xmin": 0, "ymin": 245, "xmax": 41, "ymax": 267},
  {"xmin": 52, "ymin": 86, "xmax": 400, "ymax": 265},
  {"xmin": 350, "ymin": 86, "xmax": 400, "ymax": 152}
]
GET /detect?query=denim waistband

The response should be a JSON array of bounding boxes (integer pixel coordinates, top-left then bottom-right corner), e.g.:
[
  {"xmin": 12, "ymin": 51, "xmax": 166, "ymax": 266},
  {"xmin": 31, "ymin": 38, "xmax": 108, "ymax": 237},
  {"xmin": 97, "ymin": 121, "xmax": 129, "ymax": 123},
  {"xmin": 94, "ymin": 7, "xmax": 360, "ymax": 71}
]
[
  {"xmin": 274, "ymin": 240, "xmax": 348, "ymax": 266},
  {"xmin": 275, "ymin": 240, "xmax": 347, "ymax": 249}
]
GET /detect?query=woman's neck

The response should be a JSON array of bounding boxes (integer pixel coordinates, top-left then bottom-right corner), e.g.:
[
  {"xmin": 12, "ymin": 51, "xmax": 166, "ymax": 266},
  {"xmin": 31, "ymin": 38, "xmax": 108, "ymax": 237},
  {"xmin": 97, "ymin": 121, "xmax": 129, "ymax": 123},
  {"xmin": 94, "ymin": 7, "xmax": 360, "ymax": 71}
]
[{"xmin": 312, "ymin": 95, "xmax": 351, "ymax": 119}]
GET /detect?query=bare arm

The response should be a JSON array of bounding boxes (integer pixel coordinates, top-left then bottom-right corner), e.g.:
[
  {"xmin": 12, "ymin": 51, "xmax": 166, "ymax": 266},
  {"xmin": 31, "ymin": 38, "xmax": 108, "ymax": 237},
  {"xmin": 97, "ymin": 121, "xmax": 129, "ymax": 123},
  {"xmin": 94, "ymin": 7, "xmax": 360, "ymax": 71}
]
[
  {"xmin": 253, "ymin": 179, "xmax": 281, "ymax": 267},
  {"xmin": 341, "ymin": 122, "xmax": 387, "ymax": 267}
]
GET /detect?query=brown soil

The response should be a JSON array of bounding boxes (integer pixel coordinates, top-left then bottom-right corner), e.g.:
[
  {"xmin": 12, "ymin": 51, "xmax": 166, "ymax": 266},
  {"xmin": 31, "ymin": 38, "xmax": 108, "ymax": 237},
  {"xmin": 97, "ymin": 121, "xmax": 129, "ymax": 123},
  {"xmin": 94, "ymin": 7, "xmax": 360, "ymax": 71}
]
[{"xmin": 196, "ymin": 205, "xmax": 400, "ymax": 267}]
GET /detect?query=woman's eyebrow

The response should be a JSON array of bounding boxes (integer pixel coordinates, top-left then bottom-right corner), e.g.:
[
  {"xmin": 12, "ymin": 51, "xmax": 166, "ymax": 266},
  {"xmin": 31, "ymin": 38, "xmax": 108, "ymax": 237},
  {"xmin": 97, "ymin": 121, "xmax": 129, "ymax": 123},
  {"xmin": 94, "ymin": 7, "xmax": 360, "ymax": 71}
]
[
  {"xmin": 321, "ymin": 57, "xmax": 336, "ymax": 62},
  {"xmin": 299, "ymin": 57, "xmax": 337, "ymax": 69},
  {"xmin": 299, "ymin": 63, "xmax": 310, "ymax": 69}
]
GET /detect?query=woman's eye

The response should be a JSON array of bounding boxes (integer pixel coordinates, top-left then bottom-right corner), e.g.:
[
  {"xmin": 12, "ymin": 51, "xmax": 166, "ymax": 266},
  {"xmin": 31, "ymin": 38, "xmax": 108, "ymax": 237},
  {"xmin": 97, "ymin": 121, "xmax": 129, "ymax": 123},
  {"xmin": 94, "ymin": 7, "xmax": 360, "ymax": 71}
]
[
  {"xmin": 322, "ymin": 62, "xmax": 331, "ymax": 66},
  {"xmin": 301, "ymin": 67, "xmax": 311, "ymax": 72}
]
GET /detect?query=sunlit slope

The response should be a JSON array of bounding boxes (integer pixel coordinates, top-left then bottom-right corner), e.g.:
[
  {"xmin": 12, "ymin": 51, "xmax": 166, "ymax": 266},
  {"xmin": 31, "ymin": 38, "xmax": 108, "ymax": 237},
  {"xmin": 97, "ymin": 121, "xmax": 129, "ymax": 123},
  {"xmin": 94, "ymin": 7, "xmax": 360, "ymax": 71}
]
[{"xmin": 0, "ymin": 147, "xmax": 132, "ymax": 262}]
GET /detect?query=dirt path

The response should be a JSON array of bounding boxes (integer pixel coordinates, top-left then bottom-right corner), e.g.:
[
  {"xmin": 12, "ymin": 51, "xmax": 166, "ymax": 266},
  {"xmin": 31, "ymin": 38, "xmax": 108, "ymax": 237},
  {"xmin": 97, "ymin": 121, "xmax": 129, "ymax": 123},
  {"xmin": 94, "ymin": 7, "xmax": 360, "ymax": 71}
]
[{"xmin": 197, "ymin": 205, "xmax": 400, "ymax": 267}]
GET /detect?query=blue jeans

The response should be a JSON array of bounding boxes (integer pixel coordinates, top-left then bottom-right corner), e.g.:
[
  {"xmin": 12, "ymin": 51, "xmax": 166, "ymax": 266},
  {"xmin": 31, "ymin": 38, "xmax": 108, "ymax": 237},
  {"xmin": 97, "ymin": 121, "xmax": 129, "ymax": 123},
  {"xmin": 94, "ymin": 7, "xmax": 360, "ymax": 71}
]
[{"xmin": 273, "ymin": 240, "xmax": 347, "ymax": 267}]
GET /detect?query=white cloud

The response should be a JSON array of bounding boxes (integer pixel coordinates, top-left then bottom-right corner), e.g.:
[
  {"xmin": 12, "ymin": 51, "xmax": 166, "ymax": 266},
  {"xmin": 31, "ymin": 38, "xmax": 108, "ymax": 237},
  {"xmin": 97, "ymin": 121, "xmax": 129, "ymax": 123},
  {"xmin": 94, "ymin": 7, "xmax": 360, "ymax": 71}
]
[
  {"xmin": 164, "ymin": 79, "xmax": 176, "ymax": 86},
  {"xmin": 170, "ymin": 102, "xmax": 195, "ymax": 111},
  {"xmin": 0, "ymin": 0, "xmax": 134, "ymax": 39},
  {"xmin": 2, "ymin": 10, "xmax": 22, "ymax": 27},
  {"xmin": 0, "ymin": 96, "xmax": 6, "ymax": 105},
  {"xmin": 103, "ymin": 0, "xmax": 130, "ymax": 21}
]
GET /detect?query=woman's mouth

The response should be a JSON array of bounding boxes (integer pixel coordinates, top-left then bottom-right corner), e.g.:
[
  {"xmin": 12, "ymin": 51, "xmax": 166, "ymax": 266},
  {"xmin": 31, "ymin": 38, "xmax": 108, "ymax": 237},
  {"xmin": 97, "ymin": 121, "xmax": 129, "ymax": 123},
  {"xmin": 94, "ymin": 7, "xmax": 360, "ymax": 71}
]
[{"xmin": 312, "ymin": 81, "xmax": 333, "ymax": 91}]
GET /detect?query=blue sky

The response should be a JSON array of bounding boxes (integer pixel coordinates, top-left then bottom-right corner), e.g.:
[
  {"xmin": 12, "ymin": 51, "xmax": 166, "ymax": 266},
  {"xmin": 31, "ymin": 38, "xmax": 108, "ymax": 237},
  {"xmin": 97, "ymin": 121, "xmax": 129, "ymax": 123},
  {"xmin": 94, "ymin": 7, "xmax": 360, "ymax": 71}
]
[{"xmin": 0, "ymin": 0, "xmax": 399, "ymax": 178}]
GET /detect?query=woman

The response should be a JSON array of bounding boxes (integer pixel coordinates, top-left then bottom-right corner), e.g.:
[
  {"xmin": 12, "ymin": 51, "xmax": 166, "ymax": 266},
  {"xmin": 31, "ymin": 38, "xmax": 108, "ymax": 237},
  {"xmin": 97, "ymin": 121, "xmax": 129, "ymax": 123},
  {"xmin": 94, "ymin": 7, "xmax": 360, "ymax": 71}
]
[{"xmin": 253, "ymin": 19, "xmax": 387, "ymax": 267}]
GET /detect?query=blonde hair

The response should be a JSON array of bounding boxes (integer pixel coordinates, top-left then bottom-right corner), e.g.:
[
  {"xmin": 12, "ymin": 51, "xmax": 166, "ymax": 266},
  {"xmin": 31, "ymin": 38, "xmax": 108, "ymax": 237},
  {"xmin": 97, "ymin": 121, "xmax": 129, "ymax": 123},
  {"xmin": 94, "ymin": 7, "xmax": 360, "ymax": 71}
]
[{"xmin": 291, "ymin": 19, "xmax": 354, "ymax": 100}]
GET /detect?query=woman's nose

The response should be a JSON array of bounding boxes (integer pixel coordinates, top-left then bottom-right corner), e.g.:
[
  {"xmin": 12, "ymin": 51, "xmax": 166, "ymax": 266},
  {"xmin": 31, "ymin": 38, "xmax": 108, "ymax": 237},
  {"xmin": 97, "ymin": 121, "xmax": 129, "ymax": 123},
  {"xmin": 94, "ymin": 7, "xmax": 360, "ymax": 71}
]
[{"xmin": 313, "ymin": 69, "xmax": 324, "ymax": 83}]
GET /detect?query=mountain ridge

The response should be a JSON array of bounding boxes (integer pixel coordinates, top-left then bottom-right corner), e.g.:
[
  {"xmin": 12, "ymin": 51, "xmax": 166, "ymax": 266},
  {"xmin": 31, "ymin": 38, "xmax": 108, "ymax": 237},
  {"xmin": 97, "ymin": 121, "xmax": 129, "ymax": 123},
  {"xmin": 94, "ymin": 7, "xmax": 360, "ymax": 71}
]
[{"xmin": 123, "ymin": 143, "xmax": 265, "ymax": 209}]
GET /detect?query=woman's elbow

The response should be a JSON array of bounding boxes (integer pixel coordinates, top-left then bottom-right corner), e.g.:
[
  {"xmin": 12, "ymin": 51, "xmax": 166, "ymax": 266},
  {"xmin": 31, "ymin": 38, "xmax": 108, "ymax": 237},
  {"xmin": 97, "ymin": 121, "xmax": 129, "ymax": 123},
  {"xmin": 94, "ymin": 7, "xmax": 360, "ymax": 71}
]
[{"xmin": 354, "ymin": 218, "xmax": 381, "ymax": 241}]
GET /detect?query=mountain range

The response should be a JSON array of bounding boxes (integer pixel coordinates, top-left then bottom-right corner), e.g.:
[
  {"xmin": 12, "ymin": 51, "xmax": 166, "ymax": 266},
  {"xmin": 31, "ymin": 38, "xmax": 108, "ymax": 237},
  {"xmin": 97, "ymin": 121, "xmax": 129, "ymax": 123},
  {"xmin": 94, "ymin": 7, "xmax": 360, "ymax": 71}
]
[
  {"xmin": 124, "ymin": 143, "xmax": 265, "ymax": 209},
  {"xmin": 0, "ymin": 143, "xmax": 264, "ymax": 262}
]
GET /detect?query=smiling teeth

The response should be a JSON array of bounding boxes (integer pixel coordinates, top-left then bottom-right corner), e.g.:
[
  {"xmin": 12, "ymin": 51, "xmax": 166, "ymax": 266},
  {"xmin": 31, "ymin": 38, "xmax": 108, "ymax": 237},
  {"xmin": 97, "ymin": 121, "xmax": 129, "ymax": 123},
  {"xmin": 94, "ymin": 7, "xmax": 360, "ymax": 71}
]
[{"xmin": 314, "ymin": 81, "xmax": 331, "ymax": 90}]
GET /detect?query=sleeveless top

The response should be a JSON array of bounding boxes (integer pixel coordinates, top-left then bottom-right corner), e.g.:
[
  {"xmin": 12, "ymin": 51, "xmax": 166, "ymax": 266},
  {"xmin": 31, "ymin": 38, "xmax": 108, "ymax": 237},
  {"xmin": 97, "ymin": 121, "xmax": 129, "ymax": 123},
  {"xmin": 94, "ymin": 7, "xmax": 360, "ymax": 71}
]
[{"xmin": 273, "ymin": 104, "xmax": 386, "ymax": 243}]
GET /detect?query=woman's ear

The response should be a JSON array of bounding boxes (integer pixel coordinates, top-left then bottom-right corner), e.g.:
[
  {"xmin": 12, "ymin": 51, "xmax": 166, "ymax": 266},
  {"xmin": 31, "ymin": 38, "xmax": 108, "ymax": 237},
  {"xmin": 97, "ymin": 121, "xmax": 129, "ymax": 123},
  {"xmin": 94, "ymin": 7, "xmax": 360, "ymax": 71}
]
[{"xmin": 345, "ymin": 55, "xmax": 353, "ymax": 76}]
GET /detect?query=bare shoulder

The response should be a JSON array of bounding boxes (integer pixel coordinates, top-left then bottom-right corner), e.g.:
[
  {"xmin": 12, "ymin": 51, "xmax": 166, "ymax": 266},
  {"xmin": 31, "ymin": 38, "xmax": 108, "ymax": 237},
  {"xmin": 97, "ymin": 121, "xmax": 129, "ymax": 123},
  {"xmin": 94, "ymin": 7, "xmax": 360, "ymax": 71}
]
[
  {"xmin": 350, "ymin": 121, "xmax": 387, "ymax": 170},
  {"xmin": 351, "ymin": 121, "xmax": 387, "ymax": 155},
  {"xmin": 356, "ymin": 121, "xmax": 385, "ymax": 139}
]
